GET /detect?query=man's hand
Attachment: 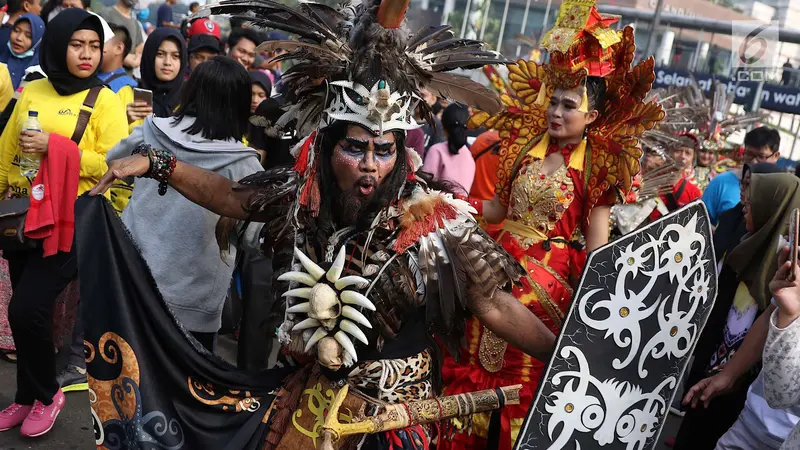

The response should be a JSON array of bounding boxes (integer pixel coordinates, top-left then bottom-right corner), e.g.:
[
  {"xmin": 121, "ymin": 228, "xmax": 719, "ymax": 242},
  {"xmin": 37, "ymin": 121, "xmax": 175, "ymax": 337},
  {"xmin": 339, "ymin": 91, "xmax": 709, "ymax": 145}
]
[
  {"xmin": 19, "ymin": 130, "xmax": 50, "ymax": 154},
  {"xmin": 682, "ymin": 371, "xmax": 735, "ymax": 409},
  {"xmin": 469, "ymin": 287, "xmax": 555, "ymax": 362},
  {"xmin": 91, "ymin": 154, "xmax": 150, "ymax": 196},
  {"xmin": 124, "ymin": 52, "xmax": 142, "ymax": 70},
  {"xmin": 770, "ymin": 245, "xmax": 800, "ymax": 328},
  {"xmin": 127, "ymin": 101, "xmax": 153, "ymax": 123}
]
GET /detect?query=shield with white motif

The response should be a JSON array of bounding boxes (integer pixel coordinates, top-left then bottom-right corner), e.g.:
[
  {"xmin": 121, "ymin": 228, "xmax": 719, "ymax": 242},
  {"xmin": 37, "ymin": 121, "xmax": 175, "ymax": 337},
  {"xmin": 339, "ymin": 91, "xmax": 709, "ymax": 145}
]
[{"xmin": 514, "ymin": 200, "xmax": 718, "ymax": 450}]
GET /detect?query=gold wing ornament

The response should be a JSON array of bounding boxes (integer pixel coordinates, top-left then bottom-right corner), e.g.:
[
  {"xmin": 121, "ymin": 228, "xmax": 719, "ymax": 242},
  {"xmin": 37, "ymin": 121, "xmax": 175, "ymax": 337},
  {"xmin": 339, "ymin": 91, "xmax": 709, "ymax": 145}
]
[{"xmin": 584, "ymin": 26, "xmax": 664, "ymax": 209}]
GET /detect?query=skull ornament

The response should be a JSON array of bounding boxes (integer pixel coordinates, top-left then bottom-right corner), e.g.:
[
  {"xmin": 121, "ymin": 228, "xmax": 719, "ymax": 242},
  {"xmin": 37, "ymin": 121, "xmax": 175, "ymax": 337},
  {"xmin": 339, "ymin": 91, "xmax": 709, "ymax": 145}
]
[
  {"xmin": 279, "ymin": 246, "xmax": 377, "ymax": 368},
  {"xmin": 309, "ymin": 284, "xmax": 341, "ymax": 330},
  {"xmin": 317, "ymin": 336, "xmax": 343, "ymax": 371}
]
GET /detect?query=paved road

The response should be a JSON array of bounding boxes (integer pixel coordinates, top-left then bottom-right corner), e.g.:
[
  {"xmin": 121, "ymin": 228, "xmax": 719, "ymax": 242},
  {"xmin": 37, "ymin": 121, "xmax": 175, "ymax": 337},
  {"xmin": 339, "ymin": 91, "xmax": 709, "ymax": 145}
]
[
  {"xmin": 0, "ymin": 349, "xmax": 683, "ymax": 450},
  {"xmin": 0, "ymin": 360, "xmax": 93, "ymax": 450}
]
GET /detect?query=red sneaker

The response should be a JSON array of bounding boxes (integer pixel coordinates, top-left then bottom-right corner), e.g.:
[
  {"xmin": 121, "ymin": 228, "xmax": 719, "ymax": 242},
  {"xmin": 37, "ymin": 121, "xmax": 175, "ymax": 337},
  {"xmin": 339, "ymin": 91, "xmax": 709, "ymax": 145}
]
[
  {"xmin": 0, "ymin": 403, "xmax": 32, "ymax": 431},
  {"xmin": 20, "ymin": 390, "xmax": 65, "ymax": 437}
]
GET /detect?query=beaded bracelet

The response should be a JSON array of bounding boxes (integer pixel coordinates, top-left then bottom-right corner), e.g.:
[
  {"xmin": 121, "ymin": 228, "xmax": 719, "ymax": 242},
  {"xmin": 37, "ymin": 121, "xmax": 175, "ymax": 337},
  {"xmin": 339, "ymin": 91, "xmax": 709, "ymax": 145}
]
[
  {"xmin": 131, "ymin": 144, "xmax": 176, "ymax": 196},
  {"xmin": 148, "ymin": 149, "xmax": 177, "ymax": 196},
  {"xmin": 132, "ymin": 143, "xmax": 150, "ymax": 157}
]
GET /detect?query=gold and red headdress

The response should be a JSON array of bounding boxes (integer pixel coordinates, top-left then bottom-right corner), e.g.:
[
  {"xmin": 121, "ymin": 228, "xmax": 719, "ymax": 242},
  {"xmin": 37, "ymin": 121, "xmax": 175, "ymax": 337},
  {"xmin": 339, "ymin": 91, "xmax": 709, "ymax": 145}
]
[
  {"xmin": 541, "ymin": 0, "xmax": 621, "ymax": 78},
  {"xmin": 470, "ymin": 0, "xmax": 664, "ymax": 209}
]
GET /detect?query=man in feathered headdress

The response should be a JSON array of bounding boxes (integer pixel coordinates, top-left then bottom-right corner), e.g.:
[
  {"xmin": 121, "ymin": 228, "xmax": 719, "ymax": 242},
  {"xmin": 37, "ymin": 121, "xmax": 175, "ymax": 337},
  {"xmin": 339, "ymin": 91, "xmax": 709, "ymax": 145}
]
[{"xmin": 90, "ymin": 0, "xmax": 559, "ymax": 448}]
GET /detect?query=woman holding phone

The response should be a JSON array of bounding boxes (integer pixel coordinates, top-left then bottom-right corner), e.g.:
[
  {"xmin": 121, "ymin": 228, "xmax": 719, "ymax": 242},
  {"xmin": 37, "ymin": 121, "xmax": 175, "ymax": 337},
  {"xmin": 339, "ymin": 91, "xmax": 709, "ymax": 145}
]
[
  {"xmin": 676, "ymin": 171, "xmax": 800, "ymax": 449},
  {"xmin": 125, "ymin": 28, "xmax": 186, "ymax": 127}
]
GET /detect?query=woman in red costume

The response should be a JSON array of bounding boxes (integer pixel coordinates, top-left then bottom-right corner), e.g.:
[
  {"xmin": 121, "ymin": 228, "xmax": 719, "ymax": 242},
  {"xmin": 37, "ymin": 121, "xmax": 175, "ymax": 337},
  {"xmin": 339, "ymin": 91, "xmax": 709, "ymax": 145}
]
[{"xmin": 440, "ymin": 2, "xmax": 665, "ymax": 449}]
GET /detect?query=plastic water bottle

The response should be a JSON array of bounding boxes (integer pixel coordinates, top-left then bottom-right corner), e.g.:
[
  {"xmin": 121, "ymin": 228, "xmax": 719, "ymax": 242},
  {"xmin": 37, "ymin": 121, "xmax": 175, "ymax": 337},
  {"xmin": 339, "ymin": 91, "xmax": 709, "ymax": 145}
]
[{"xmin": 20, "ymin": 111, "xmax": 42, "ymax": 178}]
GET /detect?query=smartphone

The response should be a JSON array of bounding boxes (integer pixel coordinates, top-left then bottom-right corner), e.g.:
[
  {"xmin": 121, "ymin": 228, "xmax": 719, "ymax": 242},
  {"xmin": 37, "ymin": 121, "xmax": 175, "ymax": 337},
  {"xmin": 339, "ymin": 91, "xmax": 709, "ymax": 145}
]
[
  {"xmin": 133, "ymin": 88, "xmax": 153, "ymax": 106},
  {"xmin": 789, "ymin": 208, "xmax": 799, "ymax": 281}
]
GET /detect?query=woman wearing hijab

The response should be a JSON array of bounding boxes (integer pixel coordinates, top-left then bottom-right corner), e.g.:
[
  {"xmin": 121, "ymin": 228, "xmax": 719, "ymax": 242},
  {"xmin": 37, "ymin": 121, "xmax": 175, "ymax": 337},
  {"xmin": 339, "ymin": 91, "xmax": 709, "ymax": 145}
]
[
  {"xmin": 0, "ymin": 9, "xmax": 127, "ymax": 438},
  {"xmin": 675, "ymin": 169, "xmax": 800, "ymax": 450},
  {"xmin": 0, "ymin": 13, "xmax": 45, "ymax": 89},
  {"xmin": 126, "ymin": 28, "xmax": 186, "ymax": 126},
  {"xmin": 248, "ymin": 69, "xmax": 271, "ymax": 114}
]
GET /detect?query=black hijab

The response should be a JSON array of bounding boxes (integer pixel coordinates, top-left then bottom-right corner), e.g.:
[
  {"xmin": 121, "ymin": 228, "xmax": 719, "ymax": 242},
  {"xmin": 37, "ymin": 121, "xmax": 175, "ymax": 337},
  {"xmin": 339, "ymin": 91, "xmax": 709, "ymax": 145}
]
[
  {"xmin": 713, "ymin": 162, "xmax": 786, "ymax": 262},
  {"xmin": 39, "ymin": 9, "xmax": 105, "ymax": 96},
  {"xmin": 140, "ymin": 28, "xmax": 187, "ymax": 117},
  {"xmin": 248, "ymin": 70, "xmax": 272, "ymax": 97}
]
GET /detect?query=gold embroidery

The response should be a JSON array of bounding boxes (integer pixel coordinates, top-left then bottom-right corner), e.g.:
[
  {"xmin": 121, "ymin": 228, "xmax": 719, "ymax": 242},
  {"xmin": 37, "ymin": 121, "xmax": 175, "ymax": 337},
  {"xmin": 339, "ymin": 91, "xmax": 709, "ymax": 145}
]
[
  {"xmin": 188, "ymin": 378, "xmax": 262, "ymax": 412},
  {"xmin": 694, "ymin": 166, "xmax": 712, "ymax": 191},
  {"xmin": 291, "ymin": 383, "xmax": 355, "ymax": 448},
  {"xmin": 524, "ymin": 256, "xmax": 574, "ymax": 297},
  {"xmin": 478, "ymin": 327, "xmax": 508, "ymax": 373},
  {"xmin": 523, "ymin": 279, "xmax": 565, "ymax": 328},
  {"xmin": 508, "ymin": 159, "xmax": 575, "ymax": 249}
]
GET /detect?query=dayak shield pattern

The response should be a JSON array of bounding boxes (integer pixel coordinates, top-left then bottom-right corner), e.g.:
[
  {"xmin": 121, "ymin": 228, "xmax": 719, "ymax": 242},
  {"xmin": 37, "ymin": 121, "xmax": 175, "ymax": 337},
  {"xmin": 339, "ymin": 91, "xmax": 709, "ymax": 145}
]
[{"xmin": 515, "ymin": 200, "xmax": 717, "ymax": 450}]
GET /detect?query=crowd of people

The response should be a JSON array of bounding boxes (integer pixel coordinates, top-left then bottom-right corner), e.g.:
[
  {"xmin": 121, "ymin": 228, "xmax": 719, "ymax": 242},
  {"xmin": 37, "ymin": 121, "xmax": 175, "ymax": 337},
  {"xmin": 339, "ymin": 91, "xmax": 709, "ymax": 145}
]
[
  {"xmin": 0, "ymin": 0, "xmax": 796, "ymax": 448},
  {"xmin": 0, "ymin": 2, "xmax": 294, "ymax": 438}
]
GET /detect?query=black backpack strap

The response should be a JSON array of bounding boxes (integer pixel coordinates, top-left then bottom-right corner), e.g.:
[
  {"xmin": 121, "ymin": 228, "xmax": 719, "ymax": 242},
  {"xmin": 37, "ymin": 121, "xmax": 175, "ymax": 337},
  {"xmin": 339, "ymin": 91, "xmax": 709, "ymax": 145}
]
[
  {"xmin": 102, "ymin": 71, "xmax": 129, "ymax": 86},
  {"xmin": 70, "ymin": 86, "xmax": 103, "ymax": 145}
]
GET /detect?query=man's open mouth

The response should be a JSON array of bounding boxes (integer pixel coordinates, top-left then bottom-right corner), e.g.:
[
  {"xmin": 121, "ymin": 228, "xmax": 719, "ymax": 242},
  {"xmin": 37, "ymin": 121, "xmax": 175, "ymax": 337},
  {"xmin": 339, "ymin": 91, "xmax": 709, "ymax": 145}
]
[{"xmin": 357, "ymin": 178, "xmax": 376, "ymax": 196}]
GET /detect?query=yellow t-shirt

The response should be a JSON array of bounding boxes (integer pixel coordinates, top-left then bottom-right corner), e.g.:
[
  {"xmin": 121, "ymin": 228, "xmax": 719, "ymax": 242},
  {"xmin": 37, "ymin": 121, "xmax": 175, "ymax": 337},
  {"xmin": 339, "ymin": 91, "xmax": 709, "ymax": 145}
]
[
  {"xmin": 111, "ymin": 84, "xmax": 136, "ymax": 214},
  {"xmin": 0, "ymin": 64, "xmax": 13, "ymax": 112},
  {"xmin": 117, "ymin": 85, "xmax": 143, "ymax": 135},
  {"xmin": 117, "ymin": 84, "xmax": 134, "ymax": 106},
  {"xmin": 0, "ymin": 79, "xmax": 128, "ymax": 199}
]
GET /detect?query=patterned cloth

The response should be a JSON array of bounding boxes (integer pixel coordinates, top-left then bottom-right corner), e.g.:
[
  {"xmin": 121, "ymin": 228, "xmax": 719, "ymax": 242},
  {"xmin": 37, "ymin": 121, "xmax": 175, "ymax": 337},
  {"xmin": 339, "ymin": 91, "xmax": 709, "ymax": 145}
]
[
  {"xmin": 76, "ymin": 196, "xmax": 287, "ymax": 449},
  {"xmin": 763, "ymin": 309, "xmax": 800, "ymax": 450}
]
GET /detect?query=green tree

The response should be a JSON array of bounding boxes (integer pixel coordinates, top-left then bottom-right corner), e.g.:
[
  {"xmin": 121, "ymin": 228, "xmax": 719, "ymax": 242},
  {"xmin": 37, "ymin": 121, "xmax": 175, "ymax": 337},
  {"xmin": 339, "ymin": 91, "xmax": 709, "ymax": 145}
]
[{"xmin": 445, "ymin": 6, "xmax": 501, "ymax": 50}]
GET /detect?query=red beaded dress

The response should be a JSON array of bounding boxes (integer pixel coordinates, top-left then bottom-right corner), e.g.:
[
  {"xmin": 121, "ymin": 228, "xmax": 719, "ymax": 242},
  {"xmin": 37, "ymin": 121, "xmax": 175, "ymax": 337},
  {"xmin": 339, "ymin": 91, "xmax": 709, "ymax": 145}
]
[
  {"xmin": 441, "ymin": 135, "xmax": 615, "ymax": 450},
  {"xmin": 440, "ymin": 6, "xmax": 665, "ymax": 449}
]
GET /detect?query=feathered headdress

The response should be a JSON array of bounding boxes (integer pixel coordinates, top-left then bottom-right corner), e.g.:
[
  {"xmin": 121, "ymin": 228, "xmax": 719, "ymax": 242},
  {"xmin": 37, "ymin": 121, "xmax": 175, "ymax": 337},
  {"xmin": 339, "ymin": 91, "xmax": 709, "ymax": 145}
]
[
  {"xmin": 469, "ymin": 0, "xmax": 664, "ymax": 209},
  {"xmin": 643, "ymin": 77, "xmax": 766, "ymax": 154},
  {"xmin": 201, "ymin": 0, "xmax": 507, "ymax": 137},
  {"xmin": 201, "ymin": 0, "xmax": 509, "ymax": 213}
]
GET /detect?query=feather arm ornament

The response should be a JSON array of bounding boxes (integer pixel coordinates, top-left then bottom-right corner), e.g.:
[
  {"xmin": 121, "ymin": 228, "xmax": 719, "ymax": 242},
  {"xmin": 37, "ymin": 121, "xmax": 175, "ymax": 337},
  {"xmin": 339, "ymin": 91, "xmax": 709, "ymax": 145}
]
[{"xmin": 393, "ymin": 188, "xmax": 524, "ymax": 359}]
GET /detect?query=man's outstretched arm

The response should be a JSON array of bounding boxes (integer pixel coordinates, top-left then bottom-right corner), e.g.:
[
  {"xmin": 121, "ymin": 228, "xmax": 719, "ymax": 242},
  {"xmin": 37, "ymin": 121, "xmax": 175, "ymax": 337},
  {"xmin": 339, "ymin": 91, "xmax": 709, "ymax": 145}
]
[
  {"xmin": 468, "ymin": 286, "xmax": 556, "ymax": 362},
  {"xmin": 91, "ymin": 154, "xmax": 257, "ymax": 221}
]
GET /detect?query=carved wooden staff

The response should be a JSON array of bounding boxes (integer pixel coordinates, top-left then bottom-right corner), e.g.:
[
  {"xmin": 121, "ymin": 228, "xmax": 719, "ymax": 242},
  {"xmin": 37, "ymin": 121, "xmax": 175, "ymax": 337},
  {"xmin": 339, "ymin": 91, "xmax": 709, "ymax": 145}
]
[{"xmin": 320, "ymin": 384, "xmax": 523, "ymax": 450}]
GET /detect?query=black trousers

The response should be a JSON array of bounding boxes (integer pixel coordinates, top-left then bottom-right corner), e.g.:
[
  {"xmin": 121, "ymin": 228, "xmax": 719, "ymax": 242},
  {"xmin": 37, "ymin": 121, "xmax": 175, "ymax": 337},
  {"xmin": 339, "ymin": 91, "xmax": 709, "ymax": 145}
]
[
  {"xmin": 190, "ymin": 331, "xmax": 216, "ymax": 353},
  {"xmin": 236, "ymin": 254, "xmax": 276, "ymax": 370},
  {"xmin": 673, "ymin": 382, "xmax": 751, "ymax": 450},
  {"xmin": 6, "ymin": 249, "xmax": 77, "ymax": 406}
]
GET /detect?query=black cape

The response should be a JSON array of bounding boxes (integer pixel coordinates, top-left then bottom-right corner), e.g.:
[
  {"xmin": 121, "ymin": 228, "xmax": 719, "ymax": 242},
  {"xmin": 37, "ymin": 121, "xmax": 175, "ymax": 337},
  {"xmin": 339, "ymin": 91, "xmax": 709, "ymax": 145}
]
[{"xmin": 75, "ymin": 195, "xmax": 291, "ymax": 450}]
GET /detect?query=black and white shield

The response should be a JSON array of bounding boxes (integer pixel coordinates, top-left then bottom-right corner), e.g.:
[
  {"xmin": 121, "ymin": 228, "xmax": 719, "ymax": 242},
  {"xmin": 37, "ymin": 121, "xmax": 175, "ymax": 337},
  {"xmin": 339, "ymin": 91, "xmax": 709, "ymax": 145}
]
[{"xmin": 515, "ymin": 200, "xmax": 718, "ymax": 450}]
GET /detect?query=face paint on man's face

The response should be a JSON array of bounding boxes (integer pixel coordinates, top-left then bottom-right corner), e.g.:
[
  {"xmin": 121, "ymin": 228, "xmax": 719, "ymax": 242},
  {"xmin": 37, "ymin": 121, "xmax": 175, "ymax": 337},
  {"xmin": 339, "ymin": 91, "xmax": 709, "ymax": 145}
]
[{"xmin": 330, "ymin": 125, "xmax": 398, "ymax": 224}]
